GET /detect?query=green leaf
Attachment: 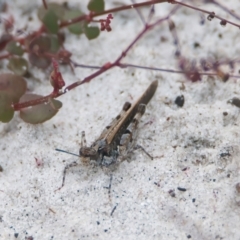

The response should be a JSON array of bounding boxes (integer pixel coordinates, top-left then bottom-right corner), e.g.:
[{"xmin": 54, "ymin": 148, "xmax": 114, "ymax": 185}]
[
  {"xmin": 7, "ymin": 57, "xmax": 28, "ymax": 76},
  {"xmin": 42, "ymin": 9, "xmax": 59, "ymax": 34},
  {"xmin": 87, "ymin": 0, "xmax": 104, "ymax": 13},
  {"xmin": 49, "ymin": 35, "xmax": 61, "ymax": 53},
  {"xmin": 29, "ymin": 35, "xmax": 51, "ymax": 51},
  {"xmin": 84, "ymin": 26, "xmax": 100, "ymax": 40},
  {"xmin": 19, "ymin": 94, "xmax": 62, "ymax": 124},
  {"xmin": 0, "ymin": 73, "xmax": 26, "ymax": 103},
  {"xmin": 38, "ymin": 3, "xmax": 65, "ymax": 21},
  {"xmin": 64, "ymin": 9, "xmax": 84, "ymax": 35},
  {"xmin": 29, "ymin": 53, "xmax": 51, "ymax": 69},
  {"xmin": 6, "ymin": 41, "xmax": 24, "ymax": 56},
  {"xmin": 0, "ymin": 34, "xmax": 13, "ymax": 51},
  {"xmin": 0, "ymin": 93, "xmax": 14, "ymax": 123},
  {"xmin": 28, "ymin": 35, "xmax": 51, "ymax": 69},
  {"xmin": 28, "ymin": 34, "xmax": 61, "ymax": 67},
  {"xmin": 0, "ymin": 73, "xmax": 26, "ymax": 123}
]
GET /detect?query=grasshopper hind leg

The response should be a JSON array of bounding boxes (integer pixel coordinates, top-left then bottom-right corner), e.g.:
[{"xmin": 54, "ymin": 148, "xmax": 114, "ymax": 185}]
[{"xmin": 117, "ymin": 104, "xmax": 146, "ymax": 163}]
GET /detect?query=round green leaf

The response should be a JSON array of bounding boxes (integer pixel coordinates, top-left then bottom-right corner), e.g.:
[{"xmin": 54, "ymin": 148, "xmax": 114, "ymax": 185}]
[
  {"xmin": 0, "ymin": 93, "xmax": 14, "ymax": 123},
  {"xmin": 19, "ymin": 94, "xmax": 62, "ymax": 124},
  {"xmin": 42, "ymin": 9, "xmax": 59, "ymax": 34},
  {"xmin": 0, "ymin": 73, "xmax": 27, "ymax": 103},
  {"xmin": 64, "ymin": 9, "xmax": 84, "ymax": 35},
  {"xmin": 87, "ymin": 0, "xmax": 104, "ymax": 13},
  {"xmin": 6, "ymin": 40, "xmax": 24, "ymax": 56},
  {"xmin": 7, "ymin": 57, "xmax": 28, "ymax": 76},
  {"xmin": 84, "ymin": 26, "xmax": 100, "ymax": 40}
]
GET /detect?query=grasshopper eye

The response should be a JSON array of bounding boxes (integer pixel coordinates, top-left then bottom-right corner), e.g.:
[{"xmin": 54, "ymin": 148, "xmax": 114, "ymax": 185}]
[{"xmin": 98, "ymin": 146, "xmax": 104, "ymax": 152}]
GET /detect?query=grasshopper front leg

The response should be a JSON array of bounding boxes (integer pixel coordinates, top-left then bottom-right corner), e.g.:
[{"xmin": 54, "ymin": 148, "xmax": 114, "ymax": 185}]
[
  {"xmin": 80, "ymin": 131, "xmax": 93, "ymax": 164},
  {"xmin": 56, "ymin": 131, "xmax": 90, "ymax": 191},
  {"xmin": 55, "ymin": 161, "xmax": 78, "ymax": 191}
]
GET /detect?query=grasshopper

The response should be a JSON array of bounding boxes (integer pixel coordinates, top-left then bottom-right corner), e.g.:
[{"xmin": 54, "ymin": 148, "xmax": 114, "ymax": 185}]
[{"xmin": 56, "ymin": 80, "xmax": 158, "ymax": 190}]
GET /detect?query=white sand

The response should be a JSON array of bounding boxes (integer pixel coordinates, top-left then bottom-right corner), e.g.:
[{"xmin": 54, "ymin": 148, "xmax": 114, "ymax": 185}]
[{"xmin": 0, "ymin": 0, "xmax": 240, "ymax": 239}]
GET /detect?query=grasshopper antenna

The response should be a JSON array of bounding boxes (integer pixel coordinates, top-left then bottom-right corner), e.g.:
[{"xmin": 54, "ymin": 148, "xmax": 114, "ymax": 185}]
[{"xmin": 55, "ymin": 148, "xmax": 79, "ymax": 157}]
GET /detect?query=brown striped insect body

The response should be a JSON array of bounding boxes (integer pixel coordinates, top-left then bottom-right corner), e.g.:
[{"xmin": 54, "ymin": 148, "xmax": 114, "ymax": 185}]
[{"xmin": 55, "ymin": 80, "xmax": 158, "ymax": 190}]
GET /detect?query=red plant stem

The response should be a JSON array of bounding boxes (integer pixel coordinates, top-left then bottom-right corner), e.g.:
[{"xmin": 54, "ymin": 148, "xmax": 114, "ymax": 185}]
[
  {"xmin": 60, "ymin": 0, "xmax": 240, "ymax": 29},
  {"xmin": 119, "ymin": 63, "xmax": 240, "ymax": 78},
  {"xmin": 208, "ymin": 0, "xmax": 240, "ymax": 21},
  {"xmin": 13, "ymin": 6, "xmax": 179, "ymax": 111},
  {"xmin": 65, "ymin": 66, "xmax": 112, "ymax": 91},
  {"xmin": 172, "ymin": 0, "xmax": 240, "ymax": 28},
  {"xmin": 42, "ymin": 0, "xmax": 48, "ymax": 10},
  {"xmin": 65, "ymin": 5, "xmax": 179, "ymax": 91},
  {"xmin": 12, "ymin": 1, "xmax": 240, "ymax": 111},
  {"xmin": 60, "ymin": 0, "xmax": 168, "ymax": 28},
  {"xmin": 14, "ymin": 95, "xmax": 54, "ymax": 110},
  {"xmin": 70, "ymin": 62, "xmax": 240, "ymax": 79}
]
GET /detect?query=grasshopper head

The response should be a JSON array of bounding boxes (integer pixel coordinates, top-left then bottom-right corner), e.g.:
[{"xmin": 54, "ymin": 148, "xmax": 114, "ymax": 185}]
[
  {"xmin": 79, "ymin": 139, "xmax": 108, "ymax": 165},
  {"xmin": 79, "ymin": 147, "xmax": 99, "ymax": 161}
]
